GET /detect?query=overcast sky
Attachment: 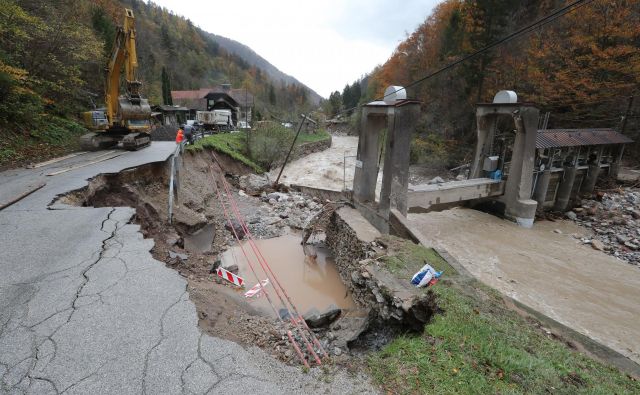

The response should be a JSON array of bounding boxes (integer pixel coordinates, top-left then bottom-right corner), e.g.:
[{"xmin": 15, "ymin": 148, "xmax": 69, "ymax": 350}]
[{"xmin": 151, "ymin": 0, "xmax": 439, "ymax": 98}]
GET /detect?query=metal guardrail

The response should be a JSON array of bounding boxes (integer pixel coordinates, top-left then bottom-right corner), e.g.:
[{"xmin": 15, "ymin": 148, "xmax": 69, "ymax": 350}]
[{"xmin": 168, "ymin": 141, "xmax": 185, "ymax": 224}]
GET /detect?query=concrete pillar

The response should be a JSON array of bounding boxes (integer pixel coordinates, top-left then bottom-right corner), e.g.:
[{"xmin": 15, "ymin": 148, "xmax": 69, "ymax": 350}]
[
  {"xmin": 580, "ymin": 146, "xmax": 604, "ymax": 195},
  {"xmin": 470, "ymin": 115, "xmax": 497, "ymax": 179},
  {"xmin": 610, "ymin": 144, "xmax": 625, "ymax": 179},
  {"xmin": 379, "ymin": 102, "xmax": 420, "ymax": 216},
  {"xmin": 554, "ymin": 167, "xmax": 577, "ymax": 211},
  {"xmin": 502, "ymin": 106, "xmax": 539, "ymax": 228},
  {"xmin": 353, "ymin": 104, "xmax": 390, "ymax": 203},
  {"xmin": 533, "ymin": 169, "xmax": 551, "ymax": 208}
]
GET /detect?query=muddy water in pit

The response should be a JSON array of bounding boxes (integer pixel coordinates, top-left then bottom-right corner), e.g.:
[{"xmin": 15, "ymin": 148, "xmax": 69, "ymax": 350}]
[{"xmin": 220, "ymin": 234, "xmax": 357, "ymax": 317}]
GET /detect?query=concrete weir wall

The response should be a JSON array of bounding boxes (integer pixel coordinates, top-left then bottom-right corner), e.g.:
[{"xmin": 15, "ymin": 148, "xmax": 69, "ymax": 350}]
[{"xmin": 325, "ymin": 206, "xmax": 436, "ymax": 330}]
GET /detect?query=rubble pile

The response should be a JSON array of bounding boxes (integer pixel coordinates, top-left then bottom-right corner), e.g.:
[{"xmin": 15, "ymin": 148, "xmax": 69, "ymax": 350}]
[{"xmin": 566, "ymin": 188, "xmax": 640, "ymax": 266}]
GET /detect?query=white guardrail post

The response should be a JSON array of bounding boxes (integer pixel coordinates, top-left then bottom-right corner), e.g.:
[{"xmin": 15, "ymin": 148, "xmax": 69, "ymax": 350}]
[{"xmin": 168, "ymin": 141, "xmax": 185, "ymax": 224}]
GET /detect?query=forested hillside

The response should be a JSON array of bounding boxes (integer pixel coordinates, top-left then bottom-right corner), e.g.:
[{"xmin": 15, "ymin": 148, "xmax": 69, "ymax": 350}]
[
  {"xmin": 332, "ymin": 0, "xmax": 640, "ymax": 167},
  {"xmin": 0, "ymin": 0, "xmax": 316, "ymax": 167},
  {"xmin": 210, "ymin": 33, "xmax": 322, "ymax": 106}
]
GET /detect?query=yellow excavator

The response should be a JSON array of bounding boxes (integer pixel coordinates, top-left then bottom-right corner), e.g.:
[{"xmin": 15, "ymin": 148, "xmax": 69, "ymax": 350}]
[{"xmin": 81, "ymin": 8, "xmax": 152, "ymax": 151}]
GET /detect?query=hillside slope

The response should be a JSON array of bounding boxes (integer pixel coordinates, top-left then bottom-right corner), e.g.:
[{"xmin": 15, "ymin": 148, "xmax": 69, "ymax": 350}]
[{"xmin": 210, "ymin": 33, "xmax": 323, "ymax": 105}]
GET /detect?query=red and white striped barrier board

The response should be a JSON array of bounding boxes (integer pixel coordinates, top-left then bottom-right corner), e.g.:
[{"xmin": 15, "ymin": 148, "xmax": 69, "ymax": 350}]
[
  {"xmin": 216, "ymin": 267, "xmax": 244, "ymax": 287},
  {"xmin": 244, "ymin": 279, "xmax": 269, "ymax": 298}
]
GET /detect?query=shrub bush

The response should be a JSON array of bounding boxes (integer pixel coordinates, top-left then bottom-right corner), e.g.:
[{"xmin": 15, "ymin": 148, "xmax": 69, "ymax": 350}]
[{"xmin": 248, "ymin": 122, "xmax": 294, "ymax": 170}]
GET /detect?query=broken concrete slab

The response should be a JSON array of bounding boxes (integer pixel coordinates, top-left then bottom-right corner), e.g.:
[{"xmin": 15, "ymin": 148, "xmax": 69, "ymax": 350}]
[{"xmin": 303, "ymin": 305, "xmax": 341, "ymax": 328}]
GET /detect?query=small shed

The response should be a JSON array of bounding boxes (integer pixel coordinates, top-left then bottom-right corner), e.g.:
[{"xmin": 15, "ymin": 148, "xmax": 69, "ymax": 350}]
[
  {"xmin": 152, "ymin": 105, "xmax": 189, "ymax": 126},
  {"xmin": 299, "ymin": 115, "xmax": 318, "ymax": 133},
  {"xmin": 532, "ymin": 128, "xmax": 633, "ymax": 209}
]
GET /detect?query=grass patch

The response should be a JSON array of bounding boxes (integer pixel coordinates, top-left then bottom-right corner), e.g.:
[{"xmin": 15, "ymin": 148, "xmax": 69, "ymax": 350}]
[
  {"xmin": 188, "ymin": 132, "xmax": 264, "ymax": 174},
  {"xmin": 378, "ymin": 235, "xmax": 454, "ymax": 277},
  {"xmin": 295, "ymin": 128, "xmax": 331, "ymax": 144},
  {"xmin": 188, "ymin": 129, "xmax": 331, "ymax": 174},
  {"xmin": 368, "ymin": 243, "xmax": 640, "ymax": 394}
]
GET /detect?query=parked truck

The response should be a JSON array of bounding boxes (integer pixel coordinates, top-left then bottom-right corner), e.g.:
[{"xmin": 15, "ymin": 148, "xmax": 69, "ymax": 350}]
[{"xmin": 196, "ymin": 109, "xmax": 234, "ymax": 131}]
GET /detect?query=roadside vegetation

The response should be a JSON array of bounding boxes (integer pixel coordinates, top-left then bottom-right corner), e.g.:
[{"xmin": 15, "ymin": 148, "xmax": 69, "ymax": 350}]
[
  {"xmin": 368, "ymin": 239, "xmax": 640, "ymax": 394},
  {"xmin": 188, "ymin": 125, "xmax": 331, "ymax": 173}
]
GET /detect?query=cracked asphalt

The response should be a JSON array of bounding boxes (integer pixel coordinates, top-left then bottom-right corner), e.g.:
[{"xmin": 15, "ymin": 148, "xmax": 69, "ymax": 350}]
[{"xmin": 0, "ymin": 143, "xmax": 375, "ymax": 394}]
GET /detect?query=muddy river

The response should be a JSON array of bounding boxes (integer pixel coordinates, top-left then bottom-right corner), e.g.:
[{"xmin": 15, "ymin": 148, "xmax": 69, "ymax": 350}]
[
  {"xmin": 220, "ymin": 234, "xmax": 357, "ymax": 317},
  {"xmin": 408, "ymin": 207, "xmax": 640, "ymax": 364},
  {"xmin": 269, "ymin": 135, "xmax": 382, "ymax": 193}
]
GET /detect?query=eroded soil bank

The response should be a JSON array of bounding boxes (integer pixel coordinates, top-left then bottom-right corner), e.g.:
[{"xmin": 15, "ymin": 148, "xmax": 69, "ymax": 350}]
[{"xmin": 55, "ymin": 147, "xmax": 433, "ymax": 366}]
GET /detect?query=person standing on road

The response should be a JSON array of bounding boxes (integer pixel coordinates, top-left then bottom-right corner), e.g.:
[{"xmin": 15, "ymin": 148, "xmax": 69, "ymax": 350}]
[
  {"xmin": 175, "ymin": 126, "xmax": 184, "ymax": 144},
  {"xmin": 183, "ymin": 124, "xmax": 194, "ymax": 144}
]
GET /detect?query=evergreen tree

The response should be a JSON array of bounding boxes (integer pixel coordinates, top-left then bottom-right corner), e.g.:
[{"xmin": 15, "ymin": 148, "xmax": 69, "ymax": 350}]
[{"xmin": 161, "ymin": 67, "xmax": 172, "ymax": 105}]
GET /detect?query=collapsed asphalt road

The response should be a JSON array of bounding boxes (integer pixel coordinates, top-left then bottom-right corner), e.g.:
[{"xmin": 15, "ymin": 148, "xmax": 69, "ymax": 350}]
[{"xmin": 0, "ymin": 143, "xmax": 374, "ymax": 394}]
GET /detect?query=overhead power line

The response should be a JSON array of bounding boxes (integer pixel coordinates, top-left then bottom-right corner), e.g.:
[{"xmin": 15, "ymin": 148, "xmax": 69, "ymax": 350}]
[{"xmin": 334, "ymin": 0, "xmax": 596, "ymax": 117}]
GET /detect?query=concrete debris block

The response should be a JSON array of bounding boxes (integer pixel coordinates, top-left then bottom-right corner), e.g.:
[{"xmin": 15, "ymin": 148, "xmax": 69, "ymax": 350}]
[
  {"xmin": 224, "ymin": 219, "xmax": 245, "ymax": 239},
  {"xmin": 303, "ymin": 305, "xmax": 342, "ymax": 328},
  {"xmin": 565, "ymin": 211, "xmax": 578, "ymax": 221},
  {"xmin": 165, "ymin": 232, "xmax": 181, "ymax": 246},
  {"xmin": 455, "ymin": 174, "xmax": 466, "ymax": 181},
  {"xmin": 371, "ymin": 288, "xmax": 386, "ymax": 304},
  {"xmin": 350, "ymin": 271, "xmax": 364, "ymax": 286},
  {"xmin": 333, "ymin": 347, "xmax": 343, "ymax": 356},
  {"xmin": 168, "ymin": 250, "xmax": 188, "ymax": 261},
  {"xmin": 427, "ymin": 176, "xmax": 445, "ymax": 184},
  {"xmin": 591, "ymin": 240, "xmax": 605, "ymax": 251},
  {"xmin": 278, "ymin": 308, "xmax": 291, "ymax": 320},
  {"xmin": 223, "ymin": 263, "xmax": 239, "ymax": 274},
  {"xmin": 239, "ymin": 173, "xmax": 271, "ymax": 193},
  {"xmin": 268, "ymin": 198, "xmax": 277, "ymax": 205}
]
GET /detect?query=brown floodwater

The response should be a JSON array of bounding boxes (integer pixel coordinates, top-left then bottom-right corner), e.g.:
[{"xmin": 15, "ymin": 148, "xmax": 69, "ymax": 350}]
[{"xmin": 220, "ymin": 234, "xmax": 357, "ymax": 317}]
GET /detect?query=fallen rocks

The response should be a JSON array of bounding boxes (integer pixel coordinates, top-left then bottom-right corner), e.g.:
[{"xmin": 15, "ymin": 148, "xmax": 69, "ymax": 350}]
[
  {"xmin": 564, "ymin": 187, "xmax": 640, "ymax": 266},
  {"xmin": 591, "ymin": 239, "xmax": 605, "ymax": 251},
  {"xmin": 238, "ymin": 173, "xmax": 271, "ymax": 194},
  {"xmin": 224, "ymin": 219, "xmax": 245, "ymax": 239}
]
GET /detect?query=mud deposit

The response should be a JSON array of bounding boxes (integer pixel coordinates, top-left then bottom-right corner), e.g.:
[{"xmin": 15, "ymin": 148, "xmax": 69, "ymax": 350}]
[{"xmin": 222, "ymin": 234, "xmax": 357, "ymax": 317}]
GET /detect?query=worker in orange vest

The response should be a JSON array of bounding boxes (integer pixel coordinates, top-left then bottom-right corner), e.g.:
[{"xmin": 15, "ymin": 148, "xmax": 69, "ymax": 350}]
[{"xmin": 175, "ymin": 126, "xmax": 184, "ymax": 144}]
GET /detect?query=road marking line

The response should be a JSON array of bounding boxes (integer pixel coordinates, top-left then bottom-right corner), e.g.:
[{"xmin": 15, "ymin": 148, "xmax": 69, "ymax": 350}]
[
  {"xmin": 45, "ymin": 152, "xmax": 124, "ymax": 176},
  {"xmin": 26, "ymin": 152, "xmax": 89, "ymax": 169},
  {"xmin": 0, "ymin": 182, "xmax": 46, "ymax": 210}
]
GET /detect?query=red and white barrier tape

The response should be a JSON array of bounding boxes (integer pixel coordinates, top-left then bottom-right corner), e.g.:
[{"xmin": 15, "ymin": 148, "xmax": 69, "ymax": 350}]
[{"xmin": 244, "ymin": 279, "xmax": 269, "ymax": 298}]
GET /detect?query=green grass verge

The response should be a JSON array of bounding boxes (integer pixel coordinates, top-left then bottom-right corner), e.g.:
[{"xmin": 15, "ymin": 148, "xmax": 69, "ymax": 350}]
[
  {"xmin": 188, "ymin": 129, "xmax": 331, "ymax": 174},
  {"xmin": 295, "ymin": 128, "xmax": 331, "ymax": 144},
  {"xmin": 187, "ymin": 132, "xmax": 264, "ymax": 174},
  {"xmin": 368, "ymin": 241, "xmax": 640, "ymax": 394}
]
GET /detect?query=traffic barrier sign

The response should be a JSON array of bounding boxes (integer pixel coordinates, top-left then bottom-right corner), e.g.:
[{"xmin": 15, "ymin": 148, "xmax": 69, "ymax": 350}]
[{"xmin": 216, "ymin": 267, "xmax": 244, "ymax": 287}]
